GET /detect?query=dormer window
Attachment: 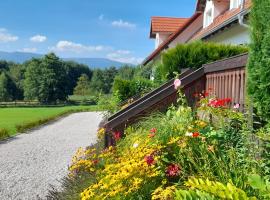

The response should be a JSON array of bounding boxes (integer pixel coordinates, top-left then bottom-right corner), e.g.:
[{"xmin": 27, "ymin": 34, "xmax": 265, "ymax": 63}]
[
  {"xmin": 204, "ymin": 8, "xmax": 213, "ymax": 28},
  {"xmin": 230, "ymin": 0, "xmax": 242, "ymax": 9}
]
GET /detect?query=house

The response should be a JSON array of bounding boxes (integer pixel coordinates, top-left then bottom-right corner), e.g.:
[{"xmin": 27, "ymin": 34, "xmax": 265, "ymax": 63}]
[
  {"xmin": 142, "ymin": 0, "xmax": 251, "ymax": 66},
  {"xmin": 104, "ymin": 0, "xmax": 252, "ymax": 146}
]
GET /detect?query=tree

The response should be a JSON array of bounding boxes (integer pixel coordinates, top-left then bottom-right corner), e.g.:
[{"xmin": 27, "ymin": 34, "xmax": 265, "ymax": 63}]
[
  {"xmin": 90, "ymin": 67, "xmax": 118, "ymax": 94},
  {"xmin": 8, "ymin": 63, "xmax": 26, "ymax": 100},
  {"xmin": 64, "ymin": 61, "xmax": 93, "ymax": 95},
  {"xmin": 117, "ymin": 65, "xmax": 135, "ymax": 80},
  {"xmin": 0, "ymin": 72, "xmax": 14, "ymax": 101},
  {"xmin": 102, "ymin": 67, "xmax": 118, "ymax": 94},
  {"xmin": 247, "ymin": 0, "xmax": 270, "ymax": 120},
  {"xmin": 24, "ymin": 53, "xmax": 68, "ymax": 103},
  {"xmin": 73, "ymin": 74, "xmax": 91, "ymax": 96}
]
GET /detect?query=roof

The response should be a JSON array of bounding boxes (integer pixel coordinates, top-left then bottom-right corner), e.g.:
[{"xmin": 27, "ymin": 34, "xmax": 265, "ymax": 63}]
[
  {"xmin": 143, "ymin": 13, "xmax": 202, "ymax": 65},
  {"xmin": 191, "ymin": 0, "xmax": 252, "ymax": 40},
  {"xmin": 150, "ymin": 17, "xmax": 189, "ymax": 38}
]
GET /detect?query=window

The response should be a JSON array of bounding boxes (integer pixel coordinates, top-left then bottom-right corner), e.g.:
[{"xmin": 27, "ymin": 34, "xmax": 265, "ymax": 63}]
[
  {"xmin": 204, "ymin": 8, "xmax": 213, "ymax": 27},
  {"xmin": 230, "ymin": 0, "xmax": 242, "ymax": 9}
]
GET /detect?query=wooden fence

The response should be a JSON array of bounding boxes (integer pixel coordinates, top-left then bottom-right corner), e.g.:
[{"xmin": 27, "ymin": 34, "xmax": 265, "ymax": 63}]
[{"xmin": 104, "ymin": 53, "xmax": 249, "ymax": 147}]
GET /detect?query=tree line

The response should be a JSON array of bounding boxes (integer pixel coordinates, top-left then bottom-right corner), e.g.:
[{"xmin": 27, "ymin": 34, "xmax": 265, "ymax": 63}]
[{"xmin": 0, "ymin": 53, "xmax": 150, "ymax": 104}]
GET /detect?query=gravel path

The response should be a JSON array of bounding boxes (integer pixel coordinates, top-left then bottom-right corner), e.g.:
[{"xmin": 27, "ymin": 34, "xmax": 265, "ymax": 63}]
[{"xmin": 0, "ymin": 112, "xmax": 103, "ymax": 200}]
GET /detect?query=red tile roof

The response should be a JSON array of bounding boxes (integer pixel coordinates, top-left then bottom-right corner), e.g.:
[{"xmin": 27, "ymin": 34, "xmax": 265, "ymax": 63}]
[
  {"xmin": 191, "ymin": 0, "xmax": 252, "ymax": 40},
  {"xmin": 150, "ymin": 17, "xmax": 189, "ymax": 38},
  {"xmin": 143, "ymin": 13, "xmax": 202, "ymax": 65},
  {"xmin": 143, "ymin": 0, "xmax": 252, "ymax": 66}
]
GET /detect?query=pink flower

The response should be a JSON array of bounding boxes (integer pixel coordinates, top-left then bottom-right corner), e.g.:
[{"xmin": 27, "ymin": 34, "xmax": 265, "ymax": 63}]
[
  {"xmin": 174, "ymin": 79, "xmax": 181, "ymax": 90},
  {"xmin": 166, "ymin": 164, "xmax": 181, "ymax": 177},
  {"xmin": 150, "ymin": 128, "xmax": 157, "ymax": 133},
  {"xmin": 234, "ymin": 104, "xmax": 240, "ymax": 109},
  {"xmin": 144, "ymin": 155, "xmax": 155, "ymax": 166}
]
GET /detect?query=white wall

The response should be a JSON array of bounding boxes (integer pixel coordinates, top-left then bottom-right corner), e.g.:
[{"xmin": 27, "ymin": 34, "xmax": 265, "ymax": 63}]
[
  {"xmin": 203, "ymin": 1, "xmax": 214, "ymax": 28},
  {"xmin": 205, "ymin": 24, "xmax": 250, "ymax": 45},
  {"xmin": 169, "ymin": 14, "xmax": 203, "ymax": 48},
  {"xmin": 155, "ymin": 33, "xmax": 170, "ymax": 49}
]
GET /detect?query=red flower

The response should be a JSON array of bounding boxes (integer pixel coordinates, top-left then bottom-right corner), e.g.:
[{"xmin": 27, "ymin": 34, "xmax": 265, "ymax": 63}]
[
  {"xmin": 192, "ymin": 132, "xmax": 200, "ymax": 138},
  {"xmin": 166, "ymin": 164, "xmax": 181, "ymax": 177},
  {"xmin": 201, "ymin": 90, "xmax": 209, "ymax": 97},
  {"xmin": 193, "ymin": 93, "xmax": 199, "ymax": 98},
  {"xmin": 92, "ymin": 159, "xmax": 99, "ymax": 165},
  {"xmin": 113, "ymin": 131, "xmax": 121, "ymax": 141},
  {"xmin": 150, "ymin": 128, "xmax": 157, "ymax": 134},
  {"xmin": 148, "ymin": 133, "xmax": 155, "ymax": 138},
  {"xmin": 208, "ymin": 98, "xmax": 231, "ymax": 108},
  {"xmin": 144, "ymin": 155, "xmax": 155, "ymax": 166}
]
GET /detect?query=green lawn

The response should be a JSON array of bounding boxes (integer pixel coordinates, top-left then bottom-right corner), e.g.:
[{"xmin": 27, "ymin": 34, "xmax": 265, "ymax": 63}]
[{"xmin": 0, "ymin": 105, "xmax": 101, "ymax": 136}]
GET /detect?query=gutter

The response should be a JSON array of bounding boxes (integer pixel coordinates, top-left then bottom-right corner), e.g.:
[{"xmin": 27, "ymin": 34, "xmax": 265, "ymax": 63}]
[{"xmin": 238, "ymin": 0, "xmax": 249, "ymax": 28}]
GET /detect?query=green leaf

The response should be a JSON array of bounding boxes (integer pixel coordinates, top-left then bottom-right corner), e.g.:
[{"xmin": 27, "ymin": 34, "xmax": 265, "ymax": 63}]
[{"xmin": 248, "ymin": 174, "xmax": 266, "ymax": 190}]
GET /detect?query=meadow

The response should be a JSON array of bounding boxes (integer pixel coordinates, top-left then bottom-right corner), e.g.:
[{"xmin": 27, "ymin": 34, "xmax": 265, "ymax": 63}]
[{"xmin": 0, "ymin": 105, "xmax": 101, "ymax": 139}]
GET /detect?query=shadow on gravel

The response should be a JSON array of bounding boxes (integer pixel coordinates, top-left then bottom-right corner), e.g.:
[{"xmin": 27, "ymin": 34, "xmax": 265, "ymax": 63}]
[{"xmin": 0, "ymin": 136, "xmax": 19, "ymax": 145}]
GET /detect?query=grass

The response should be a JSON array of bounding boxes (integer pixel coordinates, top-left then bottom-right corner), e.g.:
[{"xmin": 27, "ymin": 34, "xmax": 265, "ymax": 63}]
[{"xmin": 0, "ymin": 105, "xmax": 102, "ymax": 140}]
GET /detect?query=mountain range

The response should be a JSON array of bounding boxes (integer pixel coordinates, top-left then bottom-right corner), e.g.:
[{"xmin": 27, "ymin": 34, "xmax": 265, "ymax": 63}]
[{"xmin": 0, "ymin": 51, "xmax": 132, "ymax": 69}]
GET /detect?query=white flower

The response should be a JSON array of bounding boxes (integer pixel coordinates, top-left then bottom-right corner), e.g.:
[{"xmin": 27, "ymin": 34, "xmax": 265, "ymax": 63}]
[
  {"xmin": 133, "ymin": 142, "xmax": 139, "ymax": 148},
  {"xmin": 234, "ymin": 103, "xmax": 240, "ymax": 109},
  {"xmin": 185, "ymin": 132, "xmax": 193, "ymax": 137}
]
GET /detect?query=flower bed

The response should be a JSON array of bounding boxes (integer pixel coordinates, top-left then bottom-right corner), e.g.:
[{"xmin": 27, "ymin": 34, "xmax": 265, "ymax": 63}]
[{"xmin": 51, "ymin": 80, "xmax": 270, "ymax": 199}]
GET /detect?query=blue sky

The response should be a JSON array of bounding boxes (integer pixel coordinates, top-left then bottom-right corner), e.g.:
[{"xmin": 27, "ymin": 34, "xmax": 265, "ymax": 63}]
[{"xmin": 0, "ymin": 0, "xmax": 196, "ymax": 64}]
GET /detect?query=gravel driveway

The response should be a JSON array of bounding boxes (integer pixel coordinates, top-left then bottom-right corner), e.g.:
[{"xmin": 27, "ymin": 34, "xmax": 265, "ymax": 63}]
[{"xmin": 0, "ymin": 112, "xmax": 102, "ymax": 200}]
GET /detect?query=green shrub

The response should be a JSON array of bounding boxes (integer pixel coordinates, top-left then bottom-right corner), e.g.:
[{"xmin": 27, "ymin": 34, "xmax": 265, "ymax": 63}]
[
  {"xmin": 112, "ymin": 77, "xmax": 155, "ymax": 102},
  {"xmin": 0, "ymin": 128, "xmax": 9, "ymax": 140},
  {"xmin": 247, "ymin": 0, "xmax": 270, "ymax": 120},
  {"xmin": 160, "ymin": 41, "xmax": 248, "ymax": 80}
]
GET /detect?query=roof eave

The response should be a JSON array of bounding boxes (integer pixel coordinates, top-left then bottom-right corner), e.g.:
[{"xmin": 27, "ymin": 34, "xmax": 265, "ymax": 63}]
[{"xmin": 199, "ymin": 9, "xmax": 250, "ymax": 40}]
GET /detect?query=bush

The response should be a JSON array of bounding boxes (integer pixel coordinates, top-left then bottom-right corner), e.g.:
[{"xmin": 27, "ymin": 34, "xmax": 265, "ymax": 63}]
[
  {"xmin": 160, "ymin": 41, "xmax": 248, "ymax": 80},
  {"xmin": 112, "ymin": 77, "xmax": 155, "ymax": 102},
  {"xmin": 247, "ymin": 0, "xmax": 270, "ymax": 120},
  {"xmin": 0, "ymin": 128, "xmax": 9, "ymax": 140}
]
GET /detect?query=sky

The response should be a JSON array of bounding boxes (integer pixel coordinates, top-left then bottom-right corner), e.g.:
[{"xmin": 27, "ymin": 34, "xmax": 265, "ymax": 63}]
[{"xmin": 0, "ymin": 0, "xmax": 196, "ymax": 64}]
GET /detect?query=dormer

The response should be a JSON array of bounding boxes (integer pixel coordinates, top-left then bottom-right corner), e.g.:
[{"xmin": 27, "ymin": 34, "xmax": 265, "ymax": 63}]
[
  {"xmin": 230, "ymin": 0, "xmax": 242, "ymax": 9},
  {"xmin": 150, "ymin": 17, "xmax": 189, "ymax": 49},
  {"xmin": 203, "ymin": 0, "xmax": 230, "ymax": 28}
]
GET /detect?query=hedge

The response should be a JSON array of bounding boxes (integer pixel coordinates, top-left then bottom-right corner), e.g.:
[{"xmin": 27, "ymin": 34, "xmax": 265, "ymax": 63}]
[
  {"xmin": 160, "ymin": 41, "xmax": 248, "ymax": 80},
  {"xmin": 247, "ymin": 0, "xmax": 270, "ymax": 120},
  {"xmin": 113, "ymin": 78, "xmax": 155, "ymax": 102}
]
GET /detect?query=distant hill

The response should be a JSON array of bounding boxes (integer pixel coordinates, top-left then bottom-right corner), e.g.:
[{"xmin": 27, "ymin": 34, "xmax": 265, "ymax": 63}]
[
  {"xmin": 0, "ymin": 51, "xmax": 132, "ymax": 69},
  {"xmin": 63, "ymin": 57, "xmax": 132, "ymax": 69}
]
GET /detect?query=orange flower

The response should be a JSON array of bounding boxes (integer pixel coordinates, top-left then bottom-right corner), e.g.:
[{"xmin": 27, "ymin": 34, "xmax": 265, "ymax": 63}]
[{"xmin": 148, "ymin": 133, "xmax": 155, "ymax": 138}]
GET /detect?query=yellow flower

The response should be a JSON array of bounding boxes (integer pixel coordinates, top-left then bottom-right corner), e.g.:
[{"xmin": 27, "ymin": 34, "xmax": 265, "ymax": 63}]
[
  {"xmin": 152, "ymin": 186, "xmax": 176, "ymax": 200},
  {"xmin": 97, "ymin": 128, "xmax": 106, "ymax": 139}
]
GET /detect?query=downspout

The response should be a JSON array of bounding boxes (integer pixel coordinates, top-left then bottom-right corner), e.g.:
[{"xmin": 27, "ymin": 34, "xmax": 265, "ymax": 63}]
[{"xmin": 238, "ymin": 0, "xmax": 249, "ymax": 28}]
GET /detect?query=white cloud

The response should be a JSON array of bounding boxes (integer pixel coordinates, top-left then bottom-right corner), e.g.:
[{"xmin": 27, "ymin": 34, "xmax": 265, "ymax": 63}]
[
  {"xmin": 30, "ymin": 35, "xmax": 47, "ymax": 43},
  {"xmin": 107, "ymin": 50, "xmax": 143, "ymax": 64},
  {"xmin": 0, "ymin": 28, "xmax": 18, "ymax": 43},
  {"xmin": 99, "ymin": 14, "xmax": 104, "ymax": 21},
  {"xmin": 111, "ymin": 19, "xmax": 136, "ymax": 29},
  {"xmin": 50, "ymin": 40, "xmax": 111, "ymax": 54},
  {"xmin": 20, "ymin": 47, "xmax": 37, "ymax": 53}
]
